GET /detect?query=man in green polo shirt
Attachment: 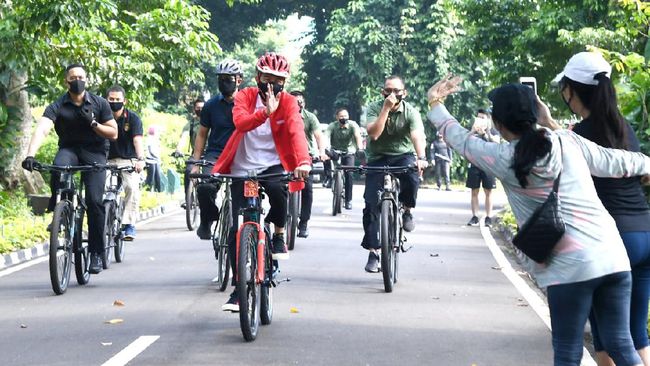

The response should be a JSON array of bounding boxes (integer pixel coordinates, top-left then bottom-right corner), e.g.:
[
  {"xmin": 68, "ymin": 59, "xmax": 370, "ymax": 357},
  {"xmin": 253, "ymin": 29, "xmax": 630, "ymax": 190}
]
[
  {"xmin": 325, "ymin": 108, "xmax": 363, "ymax": 209},
  {"xmin": 290, "ymin": 91, "xmax": 327, "ymax": 238},
  {"xmin": 361, "ymin": 75, "xmax": 428, "ymax": 273}
]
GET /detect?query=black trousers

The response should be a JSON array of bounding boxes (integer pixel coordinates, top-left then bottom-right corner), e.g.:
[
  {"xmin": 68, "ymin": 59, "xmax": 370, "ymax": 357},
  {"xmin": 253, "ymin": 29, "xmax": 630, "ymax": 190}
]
[
  {"xmin": 49, "ymin": 147, "xmax": 107, "ymax": 254},
  {"xmin": 324, "ymin": 154, "xmax": 354, "ymax": 201},
  {"xmin": 361, "ymin": 153, "xmax": 419, "ymax": 250},
  {"xmin": 227, "ymin": 165, "xmax": 288, "ymax": 283},
  {"xmin": 195, "ymin": 152, "xmax": 220, "ymax": 223},
  {"xmin": 299, "ymin": 175, "xmax": 313, "ymax": 223}
]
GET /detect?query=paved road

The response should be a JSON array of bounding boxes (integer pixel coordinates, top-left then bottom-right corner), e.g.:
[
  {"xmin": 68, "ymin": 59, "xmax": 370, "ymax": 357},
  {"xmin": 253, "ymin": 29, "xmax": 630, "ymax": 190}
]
[{"xmin": 0, "ymin": 185, "xmax": 554, "ymax": 366}]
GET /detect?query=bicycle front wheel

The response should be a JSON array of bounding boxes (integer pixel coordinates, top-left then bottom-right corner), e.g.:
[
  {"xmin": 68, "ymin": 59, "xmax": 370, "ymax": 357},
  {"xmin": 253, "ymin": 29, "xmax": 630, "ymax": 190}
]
[
  {"xmin": 102, "ymin": 202, "xmax": 114, "ymax": 269},
  {"xmin": 286, "ymin": 191, "xmax": 300, "ymax": 250},
  {"xmin": 74, "ymin": 208, "xmax": 90, "ymax": 285},
  {"xmin": 380, "ymin": 200, "xmax": 397, "ymax": 293},
  {"xmin": 114, "ymin": 200, "xmax": 125, "ymax": 263},
  {"xmin": 237, "ymin": 224, "xmax": 261, "ymax": 342},
  {"xmin": 214, "ymin": 199, "xmax": 232, "ymax": 292},
  {"xmin": 332, "ymin": 171, "xmax": 343, "ymax": 216},
  {"xmin": 260, "ymin": 229, "xmax": 274, "ymax": 325},
  {"xmin": 49, "ymin": 201, "xmax": 73, "ymax": 295},
  {"xmin": 185, "ymin": 180, "xmax": 199, "ymax": 231}
]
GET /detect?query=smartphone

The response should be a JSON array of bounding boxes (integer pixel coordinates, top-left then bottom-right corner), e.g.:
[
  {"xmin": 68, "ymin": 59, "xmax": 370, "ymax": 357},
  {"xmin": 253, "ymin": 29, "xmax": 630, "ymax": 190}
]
[{"xmin": 519, "ymin": 76, "xmax": 537, "ymax": 95}]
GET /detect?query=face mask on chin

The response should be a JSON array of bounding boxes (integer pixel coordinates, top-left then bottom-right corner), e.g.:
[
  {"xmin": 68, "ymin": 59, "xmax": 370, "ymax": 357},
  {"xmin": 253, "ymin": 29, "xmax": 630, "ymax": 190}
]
[
  {"xmin": 257, "ymin": 81, "xmax": 284, "ymax": 100},
  {"xmin": 68, "ymin": 79, "xmax": 86, "ymax": 95}
]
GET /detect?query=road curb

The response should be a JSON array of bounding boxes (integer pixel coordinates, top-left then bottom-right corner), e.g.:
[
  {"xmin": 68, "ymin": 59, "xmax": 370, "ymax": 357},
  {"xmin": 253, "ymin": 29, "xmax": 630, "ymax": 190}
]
[{"xmin": 0, "ymin": 201, "xmax": 180, "ymax": 271}]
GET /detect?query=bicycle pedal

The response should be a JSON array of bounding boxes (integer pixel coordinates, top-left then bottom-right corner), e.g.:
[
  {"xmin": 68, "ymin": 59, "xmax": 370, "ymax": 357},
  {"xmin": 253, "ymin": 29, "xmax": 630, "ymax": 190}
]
[{"xmin": 276, "ymin": 277, "xmax": 291, "ymax": 284}]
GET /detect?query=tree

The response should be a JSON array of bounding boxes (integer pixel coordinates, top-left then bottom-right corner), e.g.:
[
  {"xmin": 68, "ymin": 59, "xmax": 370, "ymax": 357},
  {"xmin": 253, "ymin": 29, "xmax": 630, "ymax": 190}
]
[{"xmin": 0, "ymin": 0, "xmax": 221, "ymax": 190}]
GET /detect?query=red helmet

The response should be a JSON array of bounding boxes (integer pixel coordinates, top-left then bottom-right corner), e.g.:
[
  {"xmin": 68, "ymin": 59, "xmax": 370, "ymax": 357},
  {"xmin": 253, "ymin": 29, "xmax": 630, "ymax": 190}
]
[{"xmin": 256, "ymin": 52, "xmax": 290, "ymax": 78}]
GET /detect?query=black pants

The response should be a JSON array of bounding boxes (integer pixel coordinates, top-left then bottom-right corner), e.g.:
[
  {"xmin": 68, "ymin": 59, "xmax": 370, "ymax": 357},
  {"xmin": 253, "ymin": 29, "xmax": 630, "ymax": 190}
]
[
  {"xmin": 361, "ymin": 154, "xmax": 419, "ymax": 250},
  {"xmin": 299, "ymin": 175, "xmax": 313, "ymax": 224},
  {"xmin": 49, "ymin": 147, "xmax": 107, "ymax": 254},
  {"xmin": 195, "ymin": 152, "xmax": 220, "ymax": 224},
  {"xmin": 324, "ymin": 154, "xmax": 354, "ymax": 202},
  {"xmin": 227, "ymin": 165, "xmax": 288, "ymax": 284},
  {"xmin": 434, "ymin": 158, "xmax": 451, "ymax": 188},
  {"xmin": 145, "ymin": 162, "xmax": 162, "ymax": 192}
]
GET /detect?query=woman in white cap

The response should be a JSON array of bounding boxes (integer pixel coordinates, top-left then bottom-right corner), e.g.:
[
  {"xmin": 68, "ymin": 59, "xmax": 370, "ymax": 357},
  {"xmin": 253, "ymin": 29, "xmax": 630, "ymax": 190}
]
[
  {"xmin": 552, "ymin": 52, "xmax": 650, "ymax": 366},
  {"xmin": 426, "ymin": 75, "xmax": 650, "ymax": 365}
]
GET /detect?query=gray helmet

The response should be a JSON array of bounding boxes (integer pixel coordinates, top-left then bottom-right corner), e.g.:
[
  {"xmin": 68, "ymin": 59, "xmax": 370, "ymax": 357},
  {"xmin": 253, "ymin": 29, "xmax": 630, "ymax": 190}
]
[{"xmin": 216, "ymin": 59, "xmax": 243, "ymax": 76}]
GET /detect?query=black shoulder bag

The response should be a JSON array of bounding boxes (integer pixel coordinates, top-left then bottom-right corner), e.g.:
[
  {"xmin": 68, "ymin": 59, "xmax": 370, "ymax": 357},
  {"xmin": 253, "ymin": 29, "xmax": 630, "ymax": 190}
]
[{"xmin": 511, "ymin": 138, "xmax": 566, "ymax": 263}]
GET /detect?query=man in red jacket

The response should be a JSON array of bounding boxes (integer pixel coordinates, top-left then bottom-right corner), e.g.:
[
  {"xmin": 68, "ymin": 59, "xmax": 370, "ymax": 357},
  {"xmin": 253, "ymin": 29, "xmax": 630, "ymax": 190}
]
[{"xmin": 213, "ymin": 52, "xmax": 312, "ymax": 311}]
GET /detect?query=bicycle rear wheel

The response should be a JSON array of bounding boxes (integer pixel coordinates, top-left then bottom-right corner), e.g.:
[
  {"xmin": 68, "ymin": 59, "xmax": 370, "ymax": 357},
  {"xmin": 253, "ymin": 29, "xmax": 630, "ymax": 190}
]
[
  {"xmin": 74, "ymin": 208, "xmax": 90, "ymax": 285},
  {"xmin": 49, "ymin": 201, "xmax": 73, "ymax": 295},
  {"xmin": 185, "ymin": 180, "xmax": 199, "ymax": 231},
  {"xmin": 332, "ymin": 171, "xmax": 343, "ymax": 216},
  {"xmin": 286, "ymin": 191, "xmax": 300, "ymax": 250},
  {"xmin": 114, "ymin": 200, "xmax": 125, "ymax": 263},
  {"xmin": 102, "ymin": 202, "xmax": 114, "ymax": 269},
  {"xmin": 237, "ymin": 224, "xmax": 261, "ymax": 342},
  {"xmin": 214, "ymin": 199, "xmax": 232, "ymax": 292},
  {"xmin": 260, "ymin": 227, "xmax": 274, "ymax": 325},
  {"xmin": 380, "ymin": 200, "xmax": 397, "ymax": 293}
]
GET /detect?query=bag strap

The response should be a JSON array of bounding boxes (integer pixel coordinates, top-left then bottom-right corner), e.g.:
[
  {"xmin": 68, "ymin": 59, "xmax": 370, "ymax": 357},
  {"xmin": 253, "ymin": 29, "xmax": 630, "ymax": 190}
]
[{"xmin": 552, "ymin": 136, "xmax": 563, "ymax": 193}]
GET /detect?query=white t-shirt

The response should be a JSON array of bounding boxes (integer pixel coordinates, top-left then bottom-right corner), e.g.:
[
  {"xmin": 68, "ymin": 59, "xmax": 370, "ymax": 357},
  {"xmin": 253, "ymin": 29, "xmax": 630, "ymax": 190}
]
[{"xmin": 230, "ymin": 95, "xmax": 282, "ymax": 175}]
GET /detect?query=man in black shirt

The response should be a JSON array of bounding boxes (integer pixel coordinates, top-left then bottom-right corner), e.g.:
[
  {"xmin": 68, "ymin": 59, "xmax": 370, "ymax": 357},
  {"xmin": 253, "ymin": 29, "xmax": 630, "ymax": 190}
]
[
  {"xmin": 106, "ymin": 85, "xmax": 145, "ymax": 241},
  {"xmin": 22, "ymin": 64, "xmax": 117, "ymax": 275}
]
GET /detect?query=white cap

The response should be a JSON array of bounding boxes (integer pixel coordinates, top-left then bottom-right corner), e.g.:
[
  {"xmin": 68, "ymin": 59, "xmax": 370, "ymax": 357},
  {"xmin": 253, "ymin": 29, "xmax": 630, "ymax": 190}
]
[{"xmin": 552, "ymin": 52, "xmax": 612, "ymax": 86}]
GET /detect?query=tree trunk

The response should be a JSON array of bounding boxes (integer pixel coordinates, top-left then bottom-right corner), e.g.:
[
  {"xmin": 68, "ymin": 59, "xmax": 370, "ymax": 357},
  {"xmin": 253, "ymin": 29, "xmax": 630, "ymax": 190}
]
[{"xmin": 1, "ymin": 70, "xmax": 45, "ymax": 193}]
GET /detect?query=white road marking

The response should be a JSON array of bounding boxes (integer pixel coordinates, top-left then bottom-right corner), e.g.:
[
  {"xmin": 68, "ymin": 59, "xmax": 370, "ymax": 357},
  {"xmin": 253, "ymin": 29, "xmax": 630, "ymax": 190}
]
[
  {"xmin": 480, "ymin": 224, "xmax": 596, "ymax": 366},
  {"xmin": 0, "ymin": 256, "xmax": 48, "ymax": 278},
  {"xmin": 101, "ymin": 335, "xmax": 160, "ymax": 366}
]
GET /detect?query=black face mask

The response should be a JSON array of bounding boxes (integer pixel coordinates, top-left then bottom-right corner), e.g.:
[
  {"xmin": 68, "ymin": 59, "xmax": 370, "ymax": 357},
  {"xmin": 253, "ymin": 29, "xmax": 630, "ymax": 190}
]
[
  {"xmin": 382, "ymin": 92, "xmax": 404, "ymax": 103},
  {"xmin": 257, "ymin": 81, "xmax": 283, "ymax": 100},
  {"xmin": 109, "ymin": 102, "xmax": 124, "ymax": 112},
  {"xmin": 194, "ymin": 109, "xmax": 202, "ymax": 117},
  {"xmin": 218, "ymin": 79, "xmax": 237, "ymax": 97},
  {"xmin": 338, "ymin": 118, "xmax": 348, "ymax": 124},
  {"xmin": 68, "ymin": 79, "xmax": 86, "ymax": 95}
]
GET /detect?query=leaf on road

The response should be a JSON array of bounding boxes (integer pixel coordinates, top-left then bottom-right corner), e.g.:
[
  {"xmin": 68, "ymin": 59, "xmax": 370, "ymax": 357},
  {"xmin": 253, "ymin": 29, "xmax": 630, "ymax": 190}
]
[
  {"xmin": 20, "ymin": 324, "xmax": 27, "ymax": 328},
  {"xmin": 101, "ymin": 342, "xmax": 113, "ymax": 346},
  {"xmin": 491, "ymin": 266, "xmax": 503, "ymax": 270},
  {"xmin": 113, "ymin": 300, "xmax": 125, "ymax": 307},
  {"xmin": 431, "ymin": 296, "xmax": 440, "ymax": 300},
  {"xmin": 290, "ymin": 307, "xmax": 299, "ymax": 313},
  {"xmin": 104, "ymin": 318, "xmax": 124, "ymax": 325},
  {"xmin": 429, "ymin": 253, "xmax": 439, "ymax": 257}
]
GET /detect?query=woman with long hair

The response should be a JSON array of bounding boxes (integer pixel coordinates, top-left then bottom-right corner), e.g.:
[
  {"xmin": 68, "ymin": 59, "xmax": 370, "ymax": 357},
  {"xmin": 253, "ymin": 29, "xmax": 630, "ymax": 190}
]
[
  {"xmin": 552, "ymin": 52, "xmax": 650, "ymax": 366},
  {"xmin": 426, "ymin": 75, "xmax": 650, "ymax": 365}
]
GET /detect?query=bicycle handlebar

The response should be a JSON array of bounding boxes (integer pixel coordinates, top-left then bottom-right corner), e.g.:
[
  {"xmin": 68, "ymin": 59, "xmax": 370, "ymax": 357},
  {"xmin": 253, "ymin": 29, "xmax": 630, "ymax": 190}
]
[
  {"xmin": 189, "ymin": 169, "xmax": 322, "ymax": 182},
  {"xmin": 33, "ymin": 162, "xmax": 107, "ymax": 173},
  {"xmin": 338, "ymin": 164, "xmax": 418, "ymax": 174},
  {"xmin": 186, "ymin": 159, "xmax": 215, "ymax": 167}
]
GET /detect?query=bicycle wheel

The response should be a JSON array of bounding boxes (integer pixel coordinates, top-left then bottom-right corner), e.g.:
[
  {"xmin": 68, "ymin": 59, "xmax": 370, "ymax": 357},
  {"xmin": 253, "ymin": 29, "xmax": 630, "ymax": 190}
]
[
  {"xmin": 332, "ymin": 171, "xmax": 342, "ymax": 216},
  {"xmin": 260, "ymin": 233, "xmax": 274, "ymax": 325},
  {"xmin": 74, "ymin": 208, "xmax": 90, "ymax": 285},
  {"xmin": 380, "ymin": 200, "xmax": 396, "ymax": 293},
  {"xmin": 185, "ymin": 180, "xmax": 199, "ymax": 231},
  {"xmin": 102, "ymin": 202, "xmax": 114, "ymax": 269},
  {"xmin": 114, "ymin": 200, "xmax": 125, "ymax": 263},
  {"xmin": 49, "ymin": 201, "xmax": 73, "ymax": 295},
  {"xmin": 286, "ymin": 191, "xmax": 300, "ymax": 251},
  {"xmin": 237, "ymin": 224, "xmax": 261, "ymax": 342},
  {"xmin": 214, "ymin": 199, "xmax": 232, "ymax": 292}
]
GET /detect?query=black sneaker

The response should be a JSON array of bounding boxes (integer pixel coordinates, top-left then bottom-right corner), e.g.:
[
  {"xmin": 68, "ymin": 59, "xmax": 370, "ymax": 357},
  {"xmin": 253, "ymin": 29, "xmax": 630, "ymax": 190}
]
[
  {"xmin": 445, "ymin": 187, "xmax": 452, "ymax": 191},
  {"xmin": 484, "ymin": 216, "xmax": 492, "ymax": 227},
  {"xmin": 345, "ymin": 201, "xmax": 352, "ymax": 210},
  {"xmin": 221, "ymin": 290, "xmax": 239, "ymax": 312},
  {"xmin": 271, "ymin": 233, "xmax": 289, "ymax": 260},
  {"xmin": 467, "ymin": 216, "xmax": 479, "ymax": 226},
  {"xmin": 196, "ymin": 221, "xmax": 212, "ymax": 240},
  {"xmin": 297, "ymin": 221, "xmax": 309, "ymax": 238},
  {"xmin": 402, "ymin": 211, "xmax": 415, "ymax": 232},
  {"xmin": 364, "ymin": 251, "xmax": 380, "ymax": 273},
  {"xmin": 89, "ymin": 253, "xmax": 103, "ymax": 274}
]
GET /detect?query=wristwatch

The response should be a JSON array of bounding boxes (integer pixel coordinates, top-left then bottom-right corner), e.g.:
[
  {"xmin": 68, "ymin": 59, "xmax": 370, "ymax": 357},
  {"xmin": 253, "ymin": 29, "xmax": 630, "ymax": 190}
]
[
  {"xmin": 418, "ymin": 156, "xmax": 427, "ymax": 161},
  {"xmin": 90, "ymin": 121, "xmax": 99, "ymax": 129}
]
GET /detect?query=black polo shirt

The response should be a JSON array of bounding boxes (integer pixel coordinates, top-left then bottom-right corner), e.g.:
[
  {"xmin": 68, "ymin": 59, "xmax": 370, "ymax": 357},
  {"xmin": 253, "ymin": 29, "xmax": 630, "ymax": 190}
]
[
  {"xmin": 108, "ymin": 108, "xmax": 143, "ymax": 159},
  {"xmin": 43, "ymin": 91, "xmax": 113, "ymax": 152},
  {"xmin": 200, "ymin": 94, "xmax": 235, "ymax": 156}
]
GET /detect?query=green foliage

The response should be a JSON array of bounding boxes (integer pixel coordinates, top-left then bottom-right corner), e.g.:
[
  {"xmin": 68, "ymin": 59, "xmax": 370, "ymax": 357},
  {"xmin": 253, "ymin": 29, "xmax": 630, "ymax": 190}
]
[
  {"xmin": 0, "ymin": 189, "xmax": 49, "ymax": 253},
  {"xmin": 498, "ymin": 205, "xmax": 519, "ymax": 233}
]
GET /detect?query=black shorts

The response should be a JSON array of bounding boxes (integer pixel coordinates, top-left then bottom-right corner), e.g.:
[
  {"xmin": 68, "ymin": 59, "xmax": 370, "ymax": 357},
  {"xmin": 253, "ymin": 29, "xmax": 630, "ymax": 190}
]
[{"xmin": 465, "ymin": 165, "xmax": 496, "ymax": 189}]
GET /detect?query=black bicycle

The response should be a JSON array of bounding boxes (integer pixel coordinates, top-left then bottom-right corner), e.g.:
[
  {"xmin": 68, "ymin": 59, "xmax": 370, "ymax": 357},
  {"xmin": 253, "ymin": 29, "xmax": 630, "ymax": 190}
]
[
  {"xmin": 172, "ymin": 153, "xmax": 200, "ymax": 231},
  {"xmin": 327, "ymin": 149, "xmax": 348, "ymax": 216},
  {"xmin": 189, "ymin": 160, "xmax": 232, "ymax": 292},
  {"xmin": 102, "ymin": 164, "xmax": 135, "ymax": 268},
  {"xmin": 33, "ymin": 162, "xmax": 106, "ymax": 295},
  {"xmin": 341, "ymin": 164, "xmax": 417, "ymax": 292}
]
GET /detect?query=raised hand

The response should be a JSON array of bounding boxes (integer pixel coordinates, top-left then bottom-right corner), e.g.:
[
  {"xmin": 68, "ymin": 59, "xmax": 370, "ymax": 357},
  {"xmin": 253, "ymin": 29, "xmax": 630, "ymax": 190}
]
[{"xmin": 427, "ymin": 74, "xmax": 463, "ymax": 105}]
